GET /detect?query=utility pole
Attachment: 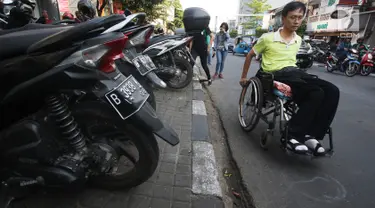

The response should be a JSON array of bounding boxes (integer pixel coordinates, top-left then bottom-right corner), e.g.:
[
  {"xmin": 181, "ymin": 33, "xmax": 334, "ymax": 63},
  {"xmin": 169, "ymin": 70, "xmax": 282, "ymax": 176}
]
[
  {"xmin": 108, "ymin": 0, "xmax": 114, "ymax": 14},
  {"xmin": 214, "ymin": 16, "xmax": 218, "ymax": 32}
]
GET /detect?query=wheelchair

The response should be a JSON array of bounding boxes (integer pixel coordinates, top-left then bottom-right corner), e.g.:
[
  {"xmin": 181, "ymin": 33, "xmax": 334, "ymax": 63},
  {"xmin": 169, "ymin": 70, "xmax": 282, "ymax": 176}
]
[{"xmin": 238, "ymin": 70, "xmax": 334, "ymax": 157}]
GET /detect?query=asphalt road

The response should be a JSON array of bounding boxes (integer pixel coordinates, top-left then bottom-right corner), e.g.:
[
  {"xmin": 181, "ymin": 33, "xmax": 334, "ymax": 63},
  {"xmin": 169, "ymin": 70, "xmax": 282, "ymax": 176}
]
[{"xmin": 205, "ymin": 54, "xmax": 375, "ymax": 208}]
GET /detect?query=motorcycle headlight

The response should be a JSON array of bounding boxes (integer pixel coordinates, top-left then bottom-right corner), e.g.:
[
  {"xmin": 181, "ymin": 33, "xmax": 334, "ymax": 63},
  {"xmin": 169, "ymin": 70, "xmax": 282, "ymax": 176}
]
[{"xmin": 368, "ymin": 54, "xmax": 373, "ymax": 60}]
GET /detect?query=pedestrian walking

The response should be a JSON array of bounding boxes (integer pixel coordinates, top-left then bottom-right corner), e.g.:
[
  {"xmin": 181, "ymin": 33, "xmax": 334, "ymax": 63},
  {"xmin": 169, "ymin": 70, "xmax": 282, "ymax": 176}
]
[
  {"xmin": 213, "ymin": 22, "xmax": 230, "ymax": 79},
  {"xmin": 207, "ymin": 32, "xmax": 214, "ymax": 65},
  {"xmin": 190, "ymin": 26, "xmax": 213, "ymax": 85}
]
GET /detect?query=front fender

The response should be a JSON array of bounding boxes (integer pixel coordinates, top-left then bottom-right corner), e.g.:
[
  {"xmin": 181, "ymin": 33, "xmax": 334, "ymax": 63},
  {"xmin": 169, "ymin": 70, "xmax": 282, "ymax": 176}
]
[
  {"xmin": 128, "ymin": 102, "xmax": 180, "ymax": 146},
  {"xmin": 349, "ymin": 60, "xmax": 360, "ymax": 65},
  {"xmin": 362, "ymin": 62, "xmax": 374, "ymax": 67}
]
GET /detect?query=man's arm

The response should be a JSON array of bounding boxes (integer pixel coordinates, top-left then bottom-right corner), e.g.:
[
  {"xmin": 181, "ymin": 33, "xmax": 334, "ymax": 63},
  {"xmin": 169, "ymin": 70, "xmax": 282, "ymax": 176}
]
[
  {"xmin": 189, "ymin": 40, "xmax": 193, "ymax": 52},
  {"xmin": 209, "ymin": 33, "xmax": 214, "ymax": 50},
  {"xmin": 239, "ymin": 34, "xmax": 266, "ymax": 85},
  {"xmin": 240, "ymin": 49, "xmax": 256, "ymax": 83},
  {"xmin": 213, "ymin": 33, "xmax": 218, "ymax": 51}
]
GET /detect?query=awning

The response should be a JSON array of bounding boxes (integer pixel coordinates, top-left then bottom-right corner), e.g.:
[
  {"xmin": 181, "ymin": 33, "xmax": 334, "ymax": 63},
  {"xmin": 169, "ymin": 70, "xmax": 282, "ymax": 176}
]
[{"xmin": 313, "ymin": 32, "xmax": 341, "ymax": 37}]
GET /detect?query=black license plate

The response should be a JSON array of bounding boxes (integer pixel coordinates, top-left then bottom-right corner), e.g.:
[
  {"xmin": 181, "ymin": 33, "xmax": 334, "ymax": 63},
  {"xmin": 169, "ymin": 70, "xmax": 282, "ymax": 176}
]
[
  {"xmin": 132, "ymin": 55, "xmax": 157, "ymax": 75},
  {"xmin": 105, "ymin": 76, "xmax": 149, "ymax": 120}
]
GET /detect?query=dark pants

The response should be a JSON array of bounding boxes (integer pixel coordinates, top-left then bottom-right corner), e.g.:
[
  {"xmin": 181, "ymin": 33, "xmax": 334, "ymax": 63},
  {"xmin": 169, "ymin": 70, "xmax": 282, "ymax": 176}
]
[
  {"xmin": 192, "ymin": 47, "xmax": 211, "ymax": 80},
  {"xmin": 272, "ymin": 67, "xmax": 340, "ymax": 141},
  {"xmin": 336, "ymin": 51, "xmax": 347, "ymax": 63}
]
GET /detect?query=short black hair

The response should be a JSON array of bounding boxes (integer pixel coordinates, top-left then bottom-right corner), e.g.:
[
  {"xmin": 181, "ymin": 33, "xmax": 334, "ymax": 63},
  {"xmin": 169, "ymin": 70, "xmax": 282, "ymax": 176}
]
[
  {"xmin": 220, "ymin": 22, "xmax": 229, "ymax": 32},
  {"xmin": 282, "ymin": 2, "xmax": 306, "ymax": 17}
]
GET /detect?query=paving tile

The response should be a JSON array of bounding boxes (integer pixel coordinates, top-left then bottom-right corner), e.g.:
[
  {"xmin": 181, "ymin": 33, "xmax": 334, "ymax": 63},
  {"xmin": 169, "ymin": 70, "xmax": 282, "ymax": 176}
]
[
  {"xmin": 175, "ymin": 174, "xmax": 192, "ymax": 188},
  {"xmin": 153, "ymin": 184, "xmax": 173, "ymax": 200},
  {"xmin": 173, "ymin": 187, "xmax": 191, "ymax": 202}
]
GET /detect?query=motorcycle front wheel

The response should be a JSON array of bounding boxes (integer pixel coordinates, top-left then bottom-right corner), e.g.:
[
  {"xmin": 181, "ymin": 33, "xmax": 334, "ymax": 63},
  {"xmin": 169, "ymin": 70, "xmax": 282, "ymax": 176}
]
[
  {"xmin": 166, "ymin": 56, "xmax": 193, "ymax": 89},
  {"xmin": 326, "ymin": 60, "xmax": 335, "ymax": 73},
  {"xmin": 72, "ymin": 101, "xmax": 159, "ymax": 189},
  {"xmin": 345, "ymin": 62, "xmax": 360, "ymax": 77}
]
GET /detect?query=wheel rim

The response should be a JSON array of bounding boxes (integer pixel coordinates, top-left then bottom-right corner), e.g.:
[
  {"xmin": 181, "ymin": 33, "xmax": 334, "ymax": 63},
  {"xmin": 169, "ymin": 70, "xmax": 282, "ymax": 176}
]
[
  {"xmin": 168, "ymin": 64, "xmax": 188, "ymax": 87},
  {"xmin": 361, "ymin": 66, "xmax": 371, "ymax": 76},
  {"xmin": 346, "ymin": 63, "xmax": 358, "ymax": 76},
  {"xmin": 80, "ymin": 121, "xmax": 141, "ymax": 177},
  {"xmin": 239, "ymin": 80, "xmax": 259, "ymax": 128}
]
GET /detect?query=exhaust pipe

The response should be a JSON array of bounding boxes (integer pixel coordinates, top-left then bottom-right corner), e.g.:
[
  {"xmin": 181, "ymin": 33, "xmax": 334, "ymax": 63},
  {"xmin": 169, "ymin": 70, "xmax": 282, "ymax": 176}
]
[{"xmin": 146, "ymin": 71, "xmax": 167, "ymax": 88}]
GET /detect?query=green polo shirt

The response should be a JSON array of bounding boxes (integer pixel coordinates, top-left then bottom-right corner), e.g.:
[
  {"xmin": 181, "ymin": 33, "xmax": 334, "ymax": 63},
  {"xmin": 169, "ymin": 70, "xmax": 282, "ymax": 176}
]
[{"xmin": 253, "ymin": 30, "xmax": 302, "ymax": 72}]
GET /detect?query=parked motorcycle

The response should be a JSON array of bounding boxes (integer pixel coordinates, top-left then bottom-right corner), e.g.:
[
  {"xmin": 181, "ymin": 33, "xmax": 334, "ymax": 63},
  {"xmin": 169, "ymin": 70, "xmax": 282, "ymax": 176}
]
[
  {"xmin": 312, "ymin": 46, "xmax": 327, "ymax": 63},
  {"xmin": 143, "ymin": 36, "xmax": 194, "ymax": 89},
  {"xmin": 0, "ymin": 0, "xmax": 37, "ymax": 29},
  {"xmin": 0, "ymin": 15, "xmax": 179, "ymax": 206},
  {"xmin": 326, "ymin": 48, "xmax": 361, "ymax": 77},
  {"xmin": 296, "ymin": 47, "xmax": 313, "ymax": 70},
  {"xmin": 51, "ymin": 12, "xmax": 165, "ymax": 108},
  {"xmin": 359, "ymin": 49, "xmax": 374, "ymax": 76}
]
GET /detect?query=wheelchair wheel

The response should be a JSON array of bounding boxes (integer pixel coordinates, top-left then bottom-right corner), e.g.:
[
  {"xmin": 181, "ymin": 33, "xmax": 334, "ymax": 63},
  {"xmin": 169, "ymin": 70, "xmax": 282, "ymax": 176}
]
[{"xmin": 238, "ymin": 77, "xmax": 264, "ymax": 132}]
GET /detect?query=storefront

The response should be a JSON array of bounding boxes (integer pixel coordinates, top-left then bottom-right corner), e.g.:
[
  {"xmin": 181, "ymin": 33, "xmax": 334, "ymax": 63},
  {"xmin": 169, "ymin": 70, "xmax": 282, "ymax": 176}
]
[{"xmin": 306, "ymin": 0, "xmax": 361, "ymax": 41}]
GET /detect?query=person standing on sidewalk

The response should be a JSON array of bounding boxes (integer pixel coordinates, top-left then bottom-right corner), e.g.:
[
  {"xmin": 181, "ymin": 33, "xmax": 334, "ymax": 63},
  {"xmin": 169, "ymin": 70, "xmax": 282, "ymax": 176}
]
[
  {"xmin": 213, "ymin": 22, "xmax": 230, "ymax": 79},
  {"xmin": 190, "ymin": 26, "xmax": 213, "ymax": 85},
  {"xmin": 207, "ymin": 32, "xmax": 214, "ymax": 65}
]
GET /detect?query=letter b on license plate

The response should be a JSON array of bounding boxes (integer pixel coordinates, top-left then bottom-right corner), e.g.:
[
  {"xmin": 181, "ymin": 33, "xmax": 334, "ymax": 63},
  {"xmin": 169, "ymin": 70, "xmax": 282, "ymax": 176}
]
[{"xmin": 105, "ymin": 76, "xmax": 149, "ymax": 120}]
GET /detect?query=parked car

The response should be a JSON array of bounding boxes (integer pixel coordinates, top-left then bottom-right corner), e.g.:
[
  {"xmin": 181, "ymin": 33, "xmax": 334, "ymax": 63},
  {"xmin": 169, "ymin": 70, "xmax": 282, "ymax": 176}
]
[{"xmin": 228, "ymin": 38, "xmax": 234, "ymax": 52}]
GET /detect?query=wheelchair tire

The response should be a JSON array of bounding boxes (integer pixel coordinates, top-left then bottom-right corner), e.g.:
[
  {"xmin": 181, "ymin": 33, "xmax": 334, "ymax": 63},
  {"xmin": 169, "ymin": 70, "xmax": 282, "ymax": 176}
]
[{"xmin": 238, "ymin": 77, "xmax": 264, "ymax": 132}]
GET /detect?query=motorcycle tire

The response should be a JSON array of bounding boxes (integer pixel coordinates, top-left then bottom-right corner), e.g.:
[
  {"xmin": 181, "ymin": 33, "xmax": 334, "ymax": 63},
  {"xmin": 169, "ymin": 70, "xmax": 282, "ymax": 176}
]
[
  {"xmin": 166, "ymin": 56, "xmax": 193, "ymax": 89},
  {"xmin": 326, "ymin": 60, "xmax": 334, "ymax": 73},
  {"xmin": 360, "ymin": 66, "xmax": 373, "ymax": 76},
  {"xmin": 72, "ymin": 101, "xmax": 159, "ymax": 190},
  {"xmin": 345, "ymin": 63, "xmax": 359, "ymax": 77},
  {"xmin": 307, "ymin": 61, "xmax": 313, "ymax": 68}
]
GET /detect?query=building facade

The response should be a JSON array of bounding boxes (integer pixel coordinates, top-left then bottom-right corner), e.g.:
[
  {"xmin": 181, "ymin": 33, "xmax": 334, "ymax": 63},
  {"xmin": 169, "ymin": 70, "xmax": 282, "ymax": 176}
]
[
  {"xmin": 237, "ymin": 0, "xmax": 255, "ymax": 35},
  {"xmin": 229, "ymin": 19, "xmax": 236, "ymax": 31},
  {"xmin": 306, "ymin": 0, "xmax": 375, "ymax": 44}
]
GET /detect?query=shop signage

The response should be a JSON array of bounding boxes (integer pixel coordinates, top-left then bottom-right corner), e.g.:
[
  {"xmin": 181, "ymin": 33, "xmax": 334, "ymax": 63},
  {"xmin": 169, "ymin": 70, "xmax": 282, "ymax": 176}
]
[
  {"xmin": 340, "ymin": 32, "xmax": 353, "ymax": 37},
  {"xmin": 57, "ymin": 0, "xmax": 70, "ymax": 13},
  {"xmin": 317, "ymin": 23, "xmax": 329, "ymax": 29},
  {"xmin": 307, "ymin": 6, "xmax": 359, "ymax": 32},
  {"xmin": 338, "ymin": 0, "xmax": 360, "ymax": 5},
  {"xmin": 328, "ymin": 0, "xmax": 337, "ymax": 6}
]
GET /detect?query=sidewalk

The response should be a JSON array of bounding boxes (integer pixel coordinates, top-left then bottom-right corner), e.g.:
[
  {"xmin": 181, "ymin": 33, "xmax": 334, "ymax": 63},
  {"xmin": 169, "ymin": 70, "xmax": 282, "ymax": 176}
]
[{"xmin": 14, "ymin": 83, "xmax": 224, "ymax": 208}]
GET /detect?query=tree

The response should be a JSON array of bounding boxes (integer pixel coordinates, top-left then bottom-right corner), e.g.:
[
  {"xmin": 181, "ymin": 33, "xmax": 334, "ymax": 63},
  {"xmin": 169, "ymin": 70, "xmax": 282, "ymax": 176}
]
[
  {"xmin": 173, "ymin": 0, "xmax": 183, "ymax": 28},
  {"xmin": 125, "ymin": 0, "xmax": 167, "ymax": 22},
  {"xmin": 230, "ymin": 29, "xmax": 238, "ymax": 38},
  {"xmin": 255, "ymin": 27, "xmax": 268, "ymax": 37},
  {"xmin": 242, "ymin": 0, "xmax": 271, "ymax": 30},
  {"xmin": 296, "ymin": 20, "xmax": 307, "ymax": 37}
]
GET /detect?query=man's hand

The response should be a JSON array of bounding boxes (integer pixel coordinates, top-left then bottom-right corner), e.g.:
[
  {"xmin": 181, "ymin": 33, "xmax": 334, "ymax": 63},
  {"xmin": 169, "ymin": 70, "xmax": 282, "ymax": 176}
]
[{"xmin": 239, "ymin": 78, "xmax": 248, "ymax": 86}]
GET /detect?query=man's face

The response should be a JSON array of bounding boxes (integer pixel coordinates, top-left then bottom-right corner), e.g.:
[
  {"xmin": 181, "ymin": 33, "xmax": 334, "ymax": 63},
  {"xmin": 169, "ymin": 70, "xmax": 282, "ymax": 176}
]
[{"xmin": 282, "ymin": 8, "xmax": 305, "ymax": 31}]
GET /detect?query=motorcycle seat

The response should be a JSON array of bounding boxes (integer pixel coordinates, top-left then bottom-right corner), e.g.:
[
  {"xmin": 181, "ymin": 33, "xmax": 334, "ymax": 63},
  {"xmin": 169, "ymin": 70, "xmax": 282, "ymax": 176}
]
[
  {"xmin": 0, "ymin": 23, "xmax": 69, "ymax": 36},
  {"xmin": 27, "ymin": 14, "xmax": 126, "ymax": 55},
  {"xmin": 146, "ymin": 35, "xmax": 184, "ymax": 47},
  {"xmin": 0, "ymin": 27, "xmax": 71, "ymax": 60}
]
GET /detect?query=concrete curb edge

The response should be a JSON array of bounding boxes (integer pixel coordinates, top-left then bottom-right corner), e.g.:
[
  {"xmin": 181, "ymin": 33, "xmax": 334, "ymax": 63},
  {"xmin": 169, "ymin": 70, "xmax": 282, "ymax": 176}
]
[{"xmin": 191, "ymin": 66, "xmax": 223, "ymax": 198}]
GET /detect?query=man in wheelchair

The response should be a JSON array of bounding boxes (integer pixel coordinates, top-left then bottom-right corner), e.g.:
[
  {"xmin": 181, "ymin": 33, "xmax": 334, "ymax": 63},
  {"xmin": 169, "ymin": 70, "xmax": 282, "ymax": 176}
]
[{"xmin": 239, "ymin": 2, "xmax": 340, "ymax": 156}]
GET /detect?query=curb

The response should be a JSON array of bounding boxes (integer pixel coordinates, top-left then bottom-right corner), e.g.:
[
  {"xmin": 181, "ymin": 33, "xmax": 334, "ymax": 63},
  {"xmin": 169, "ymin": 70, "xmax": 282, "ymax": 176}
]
[{"xmin": 191, "ymin": 66, "xmax": 222, "ymax": 198}]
